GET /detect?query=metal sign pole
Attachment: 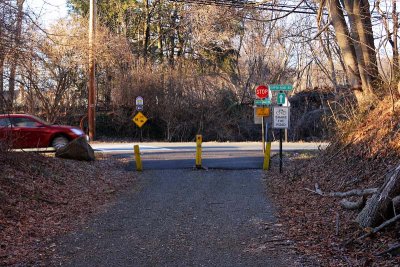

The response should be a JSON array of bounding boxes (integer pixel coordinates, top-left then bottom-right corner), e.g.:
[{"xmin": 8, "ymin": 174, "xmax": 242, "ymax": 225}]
[
  {"xmin": 279, "ymin": 97, "xmax": 283, "ymax": 173},
  {"xmin": 262, "ymin": 115, "xmax": 265, "ymax": 153},
  {"xmin": 279, "ymin": 128, "xmax": 283, "ymax": 173}
]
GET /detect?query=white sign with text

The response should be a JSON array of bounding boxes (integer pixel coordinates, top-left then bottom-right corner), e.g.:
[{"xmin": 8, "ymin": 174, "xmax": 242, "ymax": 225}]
[{"xmin": 273, "ymin": 106, "xmax": 290, "ymax": 129}]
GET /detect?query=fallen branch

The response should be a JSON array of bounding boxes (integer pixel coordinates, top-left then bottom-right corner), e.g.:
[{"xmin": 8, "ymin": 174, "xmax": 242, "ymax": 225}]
[
  {"xmin": 357, "ymin": 164, "xmax": 400, "ymax": 227},
  {"xmin": 340, "ymin": 197, "xmax": 365, "ymax": 210},
  {"xmin": 376, "ymin": 243, "xmax": 400, "ymax": 256},
  {"xmin": 345, "ymin": 214, "xmax": 400, "ymax": 245},
  {"xmin": 306, "ymin": 183, "xmax": 378, "ymax": 197},
  {"xmin": 358, "ymin": 214, "xmax": 400, "ymax": 240}
]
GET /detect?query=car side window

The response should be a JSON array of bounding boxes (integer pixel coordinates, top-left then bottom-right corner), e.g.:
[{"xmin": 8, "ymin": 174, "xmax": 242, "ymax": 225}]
[
  {"xmin": 11, "ymin": 117, "xmax": 40, "ymax": 127},
  {"xmin": 0, "ymin": 118, "xmax": 11, "ymax": 127}
]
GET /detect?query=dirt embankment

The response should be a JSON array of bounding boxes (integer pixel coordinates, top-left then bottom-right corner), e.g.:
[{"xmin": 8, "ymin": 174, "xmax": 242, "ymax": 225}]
[
  {"xmin": 0, "ymin": 152, "xmax": 135, "ymax": 266},
  {"xmin": 267, "ymin": 99, "xmax": 400, "ymax": 266}
]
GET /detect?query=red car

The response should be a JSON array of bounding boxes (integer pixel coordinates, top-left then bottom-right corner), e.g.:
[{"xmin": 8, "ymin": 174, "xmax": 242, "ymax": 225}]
[{"xmin": 0, "ymin": 114, "xmax": 87, "ymax": 149}]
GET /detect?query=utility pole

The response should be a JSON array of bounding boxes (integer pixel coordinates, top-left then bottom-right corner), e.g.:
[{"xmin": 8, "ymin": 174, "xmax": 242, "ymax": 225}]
[{"xmin": 88, "ymin": 0, "xmax": 96, "ymax": 140}]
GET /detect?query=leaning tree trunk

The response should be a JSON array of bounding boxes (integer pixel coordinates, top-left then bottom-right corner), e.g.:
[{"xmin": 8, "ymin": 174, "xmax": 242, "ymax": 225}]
[
  {"xmin": 327, "ymin": 1, "xmax": 361, "ymax": 90},
  {"xmin": 356, "ymin": 0, "xmax": 378, "ymax": 81},
  {"xmin": 342, "ymin": 0, "xmax": 375, "ymax": 100},
  {"xmin": 328, "ymin": 0, "xmax": 376, "ymax": 106},
  {"xmin": 357, "ymin": 164, "xmax": 400, "ymax": 228}
]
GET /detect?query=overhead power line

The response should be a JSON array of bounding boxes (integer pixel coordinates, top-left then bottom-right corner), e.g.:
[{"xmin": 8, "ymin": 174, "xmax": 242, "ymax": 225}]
[
  {"xmin": 169, "ymin": 0, "xmax": 393, "ymax": 19},
  {"xmin": 170, "ymin": 0, "xmax": 318, "ymax": 15}
]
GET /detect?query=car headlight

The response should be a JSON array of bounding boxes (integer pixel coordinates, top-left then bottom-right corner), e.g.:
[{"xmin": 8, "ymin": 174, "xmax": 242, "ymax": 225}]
[{"xmin": 71, "ymin": 128, "xmax": 84, "ymax": 135}]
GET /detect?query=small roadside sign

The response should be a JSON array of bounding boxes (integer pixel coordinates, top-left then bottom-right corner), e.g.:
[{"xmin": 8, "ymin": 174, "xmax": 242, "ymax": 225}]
[
  {"xmin": 136, "ymin": 96, "xmax": 144, "ymax": 111},
  {"xmin": 132, "ymin": 112, "xmax": 148, "ymax": 128},
  {"xmin": 272, "ymin": 106, "xmax": 290, "ymax": 129},
  {"xmin": 256, "ymin": 107, "xmax": 270, "ymax": 117},
  {"xmin": 277, "ymin": 93, "xmax": 286, "ymax": 105},
  {"xmin": 136, "ymin": 96, "xmax": 144, "ymax": 106},
  {"xmin": 269, "ymin": 84, "xmax": 293, "ymax": 91},
  {"xmin": 254, "ymin": 99, "xmax": 271, "ymax": 106}
]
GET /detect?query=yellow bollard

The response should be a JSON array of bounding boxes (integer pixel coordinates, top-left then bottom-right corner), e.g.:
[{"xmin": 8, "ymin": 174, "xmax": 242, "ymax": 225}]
[
  {"xmin": 263, "ymin": 142, "xmax": 271, "ymax": 170},
  {"xmin": 195, "ymin": 135, "xmax": 202, "ymax": 169},
  {"xmin": 134, "ymin": 145, "xmax": 143, "ymax": 171}
]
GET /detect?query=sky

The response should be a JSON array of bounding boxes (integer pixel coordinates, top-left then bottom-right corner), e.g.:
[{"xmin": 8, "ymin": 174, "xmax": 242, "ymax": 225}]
[{"xmin": 26, "ymin": 0, "xmax": 69, "ymax": 26}]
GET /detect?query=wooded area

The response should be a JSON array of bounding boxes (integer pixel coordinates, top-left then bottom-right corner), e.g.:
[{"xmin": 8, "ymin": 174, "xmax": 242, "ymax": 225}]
[
  {"xmin": 0, "ymin": 0, "xmax": 398, "ymax": 141},
  {"xmin": 1, "ymin": 1, "xmax": 400, "ymax": 265}
]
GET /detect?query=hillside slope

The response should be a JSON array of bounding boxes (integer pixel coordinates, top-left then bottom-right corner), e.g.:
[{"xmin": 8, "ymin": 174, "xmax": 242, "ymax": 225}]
[
  {"xmin": 267, "ymin": 99, "xmax": 400, "ymax": 266},
  {"xmin": 0, "ymin": 152, "xmax": 135, "ymax": 265}
]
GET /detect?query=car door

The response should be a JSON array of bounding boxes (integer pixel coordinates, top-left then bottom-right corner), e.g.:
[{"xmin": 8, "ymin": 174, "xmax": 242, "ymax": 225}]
[
  {"xmin": 10, "ymin": 117, "xmax": 49, "ymax": 148},
  {"xmin": 0, "ymin": 117, "xmax": 12, "ymax": 147}
]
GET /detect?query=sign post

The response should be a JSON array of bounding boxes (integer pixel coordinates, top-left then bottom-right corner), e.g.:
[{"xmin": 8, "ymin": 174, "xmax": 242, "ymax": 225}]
[
  {"xmin": 134, "ymin": 96, "xmax": 145, "ymax": 141},
  {"xmin": 132, "ymin": 111, "xmax": 148, "ymax": 142},
  {"xmin": 273, "ymin": 106, "xmax": 290, "ymax": 173},
  {"xmin": 255, "ymin": 85, "xmax": 270, "ymax": 153},
  {"xmin": 269, "ymin": 83, "xmax": 293, "ymax": 173}
]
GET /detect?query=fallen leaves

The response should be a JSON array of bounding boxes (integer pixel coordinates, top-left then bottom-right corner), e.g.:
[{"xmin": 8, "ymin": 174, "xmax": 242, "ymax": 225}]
[
  {"xmin": 0, "ymin": 151, "xmax": 136, "ymax": 266},
  {"xmin": 266, "ymin": 148, "xmax": 400, "ymax": 266}
]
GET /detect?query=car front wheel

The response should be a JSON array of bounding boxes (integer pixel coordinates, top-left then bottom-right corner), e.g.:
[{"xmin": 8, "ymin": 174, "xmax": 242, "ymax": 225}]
[{"xmin": 51, "ymin": 136, "xmax": 69, "ymax": 149}]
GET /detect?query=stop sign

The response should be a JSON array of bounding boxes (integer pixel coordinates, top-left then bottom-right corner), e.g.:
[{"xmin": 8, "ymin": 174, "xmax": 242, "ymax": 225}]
[{"xmin": 255, "ymin": 85, "xmax": 269, "ymax": 99}]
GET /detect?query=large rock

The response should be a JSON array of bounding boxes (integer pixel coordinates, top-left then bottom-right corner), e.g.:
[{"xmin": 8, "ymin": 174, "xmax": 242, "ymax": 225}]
[{"xmin": 55, "ymin": 136, "xmax": 95, "ymax": 161}]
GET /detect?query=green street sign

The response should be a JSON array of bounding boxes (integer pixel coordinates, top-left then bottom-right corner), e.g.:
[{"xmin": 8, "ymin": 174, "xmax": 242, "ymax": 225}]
[
  {"xmin": 254, "ymin": 99, "xmax": 271, "ymax": 106},
  {"xmin": 277, "ymin": 93, "xmax": 286, "ymax": 105},
  {"xmin": 269, "ymin": 84, "xmax": 293, "ymax": 91}
]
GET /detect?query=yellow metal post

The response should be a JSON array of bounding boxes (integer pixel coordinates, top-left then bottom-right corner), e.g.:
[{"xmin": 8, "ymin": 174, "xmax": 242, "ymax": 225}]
[
  {"xmin": 134, "ymin": 145, "xmax": 143, "ymax": 171},
  {"xmin": 263, "ymin": 142, "xmax": 271, "ymax": 170},
  {"xmin": 195, "ymin": 135, "xmax": 202, "ymax": 169}
]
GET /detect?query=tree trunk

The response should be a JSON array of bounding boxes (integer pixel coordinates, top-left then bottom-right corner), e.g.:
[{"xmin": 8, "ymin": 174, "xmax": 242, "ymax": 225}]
[
  {"xmin": 0, "ymin": 22, "xmax": 4, "ymax": 110},
  {"xmin": 0, "ymin": 54, "xmax": 4, "ymax": 110},
  {"xmin": 393, "ymin": 0, "xmax": 399, "ymax": 77},
  {"xmin": 143, "ymin": 0, "xmax": 151, "ymax": 63},
  {"xmin": 169, "ymin": 6, "xmax": 177, "ymax": 67},
  {"xmin": 328, "ymin": 1, "xmax": 361, "ymax": 89},
  {"xmin": 356, "ymin": 164, "xmax": 400, "ymax": 228},
  {"xmin": 157, "ymin": 21, "xmax": 163, "ymax": 62},
  {"xmin": 356, "ymin": 0, "xmax": 378, "ymax": 81},
  {"xmin": 325, "ymin": 32, "xmax": 339, "ymax": 91},
  {"xmin": 328, "ymin": 0, "xmax": 376, "ymax": 106},
  {"xmin": 8, "ymin": 0, "xmax": 24, "ymax": 111},
  {"xmin": 342, "ymin": 0, "xmax": 374, "ymax": 97}
]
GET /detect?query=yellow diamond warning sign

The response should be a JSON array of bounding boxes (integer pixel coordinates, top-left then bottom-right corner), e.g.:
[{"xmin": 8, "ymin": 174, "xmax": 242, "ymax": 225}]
[{"xmin": 132, "ymin": 112, "xmax": 148, "ymax": 128}]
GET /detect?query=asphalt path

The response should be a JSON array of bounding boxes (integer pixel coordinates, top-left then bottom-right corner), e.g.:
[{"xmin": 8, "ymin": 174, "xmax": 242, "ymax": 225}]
[
  {"xmin": 53, "ymin": 169, "xmax": 301, "ymax": 266},
  {"xmin": 50, "ymin": 142, "xmax": 322, "ymax": 266}
]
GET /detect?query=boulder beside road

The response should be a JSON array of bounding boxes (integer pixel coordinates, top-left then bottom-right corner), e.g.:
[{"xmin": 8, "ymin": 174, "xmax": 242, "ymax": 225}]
[{"xmin": 55, "ymin": 137, "xmax": 95, "ymax": 161}]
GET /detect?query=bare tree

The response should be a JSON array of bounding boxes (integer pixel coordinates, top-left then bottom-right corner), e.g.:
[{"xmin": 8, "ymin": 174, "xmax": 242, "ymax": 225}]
[{"xmin": 325, "ymin": 0, "xmax": 377, "ymax": 106}]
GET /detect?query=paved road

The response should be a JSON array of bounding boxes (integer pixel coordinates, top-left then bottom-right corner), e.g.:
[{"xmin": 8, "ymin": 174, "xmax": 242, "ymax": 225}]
[
  {"xmin": 91, "ymin": 141, "xmax": 327, "ymax": 154},
  {"xmin": 53, "ymin": 169, "xmax": 299, "ymax": 266},
  {"xmin": 93, "ymin": 142, "xmax": 327, "ymax": 170}
]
